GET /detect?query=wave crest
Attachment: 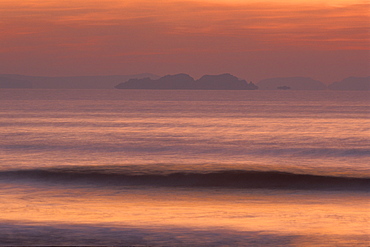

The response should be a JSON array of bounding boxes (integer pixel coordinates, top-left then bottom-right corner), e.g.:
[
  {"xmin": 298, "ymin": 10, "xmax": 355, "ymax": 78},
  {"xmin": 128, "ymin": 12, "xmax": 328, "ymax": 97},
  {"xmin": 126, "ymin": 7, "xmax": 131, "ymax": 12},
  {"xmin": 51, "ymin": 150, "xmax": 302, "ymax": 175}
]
[{"xmin": 1, "ymin": 168, "xmax": 369, "ymax": 191}]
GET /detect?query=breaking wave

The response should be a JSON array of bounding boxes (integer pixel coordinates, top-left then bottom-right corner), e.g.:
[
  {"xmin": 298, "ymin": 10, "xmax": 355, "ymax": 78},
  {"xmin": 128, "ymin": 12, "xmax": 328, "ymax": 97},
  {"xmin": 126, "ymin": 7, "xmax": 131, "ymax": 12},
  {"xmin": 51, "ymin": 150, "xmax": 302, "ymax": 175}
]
[{"xmin": 1, "ymin": 167, "xmax": 369, "ymax": 191}]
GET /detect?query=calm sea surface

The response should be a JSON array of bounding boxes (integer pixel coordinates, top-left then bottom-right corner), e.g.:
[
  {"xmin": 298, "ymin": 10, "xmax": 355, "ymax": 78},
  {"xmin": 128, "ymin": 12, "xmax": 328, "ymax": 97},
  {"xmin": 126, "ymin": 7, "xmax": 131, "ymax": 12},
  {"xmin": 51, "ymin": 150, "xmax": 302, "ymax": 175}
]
[{"xmin": 0, "ymin": 89, "xmax": 369, "ymax": 246}]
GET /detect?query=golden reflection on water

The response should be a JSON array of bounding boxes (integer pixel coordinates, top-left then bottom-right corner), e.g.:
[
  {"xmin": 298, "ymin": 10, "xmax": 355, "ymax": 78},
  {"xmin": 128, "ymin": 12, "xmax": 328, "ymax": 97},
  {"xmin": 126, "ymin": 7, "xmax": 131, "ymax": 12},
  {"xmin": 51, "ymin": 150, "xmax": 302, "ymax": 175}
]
[{"xmin": 1, "ymin": 186, "xmax": 369, "ymax": 237}]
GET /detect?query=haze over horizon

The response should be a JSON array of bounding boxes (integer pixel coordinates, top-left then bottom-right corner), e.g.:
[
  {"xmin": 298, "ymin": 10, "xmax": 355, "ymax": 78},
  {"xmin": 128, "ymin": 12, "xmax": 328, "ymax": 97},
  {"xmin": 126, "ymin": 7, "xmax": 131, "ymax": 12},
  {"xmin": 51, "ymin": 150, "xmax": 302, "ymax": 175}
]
[{"xmin": 1, "ymin": 0, "xmax": 369, "ymax": 83}]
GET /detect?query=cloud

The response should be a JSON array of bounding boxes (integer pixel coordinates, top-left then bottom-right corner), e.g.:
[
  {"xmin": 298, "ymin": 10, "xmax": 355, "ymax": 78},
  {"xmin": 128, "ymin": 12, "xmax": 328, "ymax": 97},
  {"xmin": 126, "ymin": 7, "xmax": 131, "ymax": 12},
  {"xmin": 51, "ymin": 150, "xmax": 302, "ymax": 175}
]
[
  {"xmin": 1, "ymin": 0, "xmax": 368, "ymax": 55},
  {"xmin": 0, "ymin": 0, "xmax": 368, "ymax": 80}
]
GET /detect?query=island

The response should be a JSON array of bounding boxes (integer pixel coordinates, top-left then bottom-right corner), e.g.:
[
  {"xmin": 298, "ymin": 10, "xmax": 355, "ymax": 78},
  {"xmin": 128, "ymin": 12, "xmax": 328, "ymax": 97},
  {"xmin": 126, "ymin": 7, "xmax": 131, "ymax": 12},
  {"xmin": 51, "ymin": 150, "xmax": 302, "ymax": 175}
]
[
  {"xmin": 115, "ymin": 73, "xmax": 258, "ymax": 90},
  {"xmin": 0, "ymin": 77, "xmax": 33, "ymax": 88},
  {"xmin": 0, "ymin": 74, "xmax": 159, "ymax": 89},
  {"xmin": 328, "ymin": 76, "xmax": 370, "ymax": 91},
  {"xmin": 257, "ymin": 77, "xmax": 327, "ymax": 90},
  {"xmin": 277, "ymin": 86, "xmax": 291, "ymax": 90}
]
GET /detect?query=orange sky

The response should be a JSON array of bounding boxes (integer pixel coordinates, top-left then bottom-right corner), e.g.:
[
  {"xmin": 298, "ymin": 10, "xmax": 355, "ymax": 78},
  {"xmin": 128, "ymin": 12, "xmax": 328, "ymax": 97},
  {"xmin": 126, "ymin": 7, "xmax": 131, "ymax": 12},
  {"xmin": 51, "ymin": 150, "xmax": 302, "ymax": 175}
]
[{"xmin": 0, "ymin": 0, "xmax": 369, "ymax": 82}]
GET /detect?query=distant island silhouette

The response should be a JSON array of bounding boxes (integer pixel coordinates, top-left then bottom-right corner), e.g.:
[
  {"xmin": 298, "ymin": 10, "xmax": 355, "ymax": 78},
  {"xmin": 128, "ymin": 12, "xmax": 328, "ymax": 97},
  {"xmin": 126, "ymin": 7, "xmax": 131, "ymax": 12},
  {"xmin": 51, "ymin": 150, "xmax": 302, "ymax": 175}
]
[
  {"xmin": 257, "ymin": 77, "xmax": 327, "ymax": 90},
  {"xmin": 115, "ymin": 73, "xmax": 258, "ymax": 90},
  {"xmin": 0, "ymin": 74, "xmax": 159, "ymax": 89},
  {"xmin": 0, "ymin": 76, "xmax": 33, "ymax": 88},
  {"xmin": 328, "ymin": 76, "xmax": 370, "ymax": 91},
  {"xmin": 1, "ymin": 73, "xmax": 369, "ymax": 91},
  {"xmin": 277, "ymin": 86, "xmax": 291, "ymax": 90}
]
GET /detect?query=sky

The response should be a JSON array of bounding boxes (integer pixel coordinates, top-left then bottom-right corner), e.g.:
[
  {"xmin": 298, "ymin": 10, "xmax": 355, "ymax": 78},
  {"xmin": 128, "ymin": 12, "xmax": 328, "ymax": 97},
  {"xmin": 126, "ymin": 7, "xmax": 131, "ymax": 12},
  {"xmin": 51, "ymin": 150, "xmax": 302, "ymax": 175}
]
[{"xmin": 0, "ymin": 0, "xmax": 369, "ymax": 83}]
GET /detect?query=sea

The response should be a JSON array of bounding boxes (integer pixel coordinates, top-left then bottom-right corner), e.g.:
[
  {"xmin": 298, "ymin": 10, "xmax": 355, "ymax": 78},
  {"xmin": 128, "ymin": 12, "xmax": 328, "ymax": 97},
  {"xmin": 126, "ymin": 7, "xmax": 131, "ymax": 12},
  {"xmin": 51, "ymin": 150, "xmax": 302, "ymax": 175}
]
[{"xmin": 0, "ymin": 89, "xmax": 369, "ymax": 246}]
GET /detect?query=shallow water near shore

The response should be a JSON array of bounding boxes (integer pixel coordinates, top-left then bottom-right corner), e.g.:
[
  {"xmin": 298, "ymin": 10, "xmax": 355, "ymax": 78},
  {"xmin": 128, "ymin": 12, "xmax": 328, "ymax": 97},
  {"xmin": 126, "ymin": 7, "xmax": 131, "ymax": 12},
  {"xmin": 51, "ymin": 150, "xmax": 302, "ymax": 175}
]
[{"xmin": 0, "ymin": 89, "xmax": 369, "ymax": 246}]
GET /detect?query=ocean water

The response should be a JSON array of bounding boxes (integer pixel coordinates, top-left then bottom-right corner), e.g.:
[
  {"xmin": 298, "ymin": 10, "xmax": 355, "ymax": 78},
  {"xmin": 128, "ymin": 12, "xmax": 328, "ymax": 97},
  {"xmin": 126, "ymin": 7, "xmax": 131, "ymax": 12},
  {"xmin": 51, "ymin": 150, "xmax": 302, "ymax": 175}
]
[{"xmin": 0, "ymin": 89, "xmax": 369, "ymax": 246}]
